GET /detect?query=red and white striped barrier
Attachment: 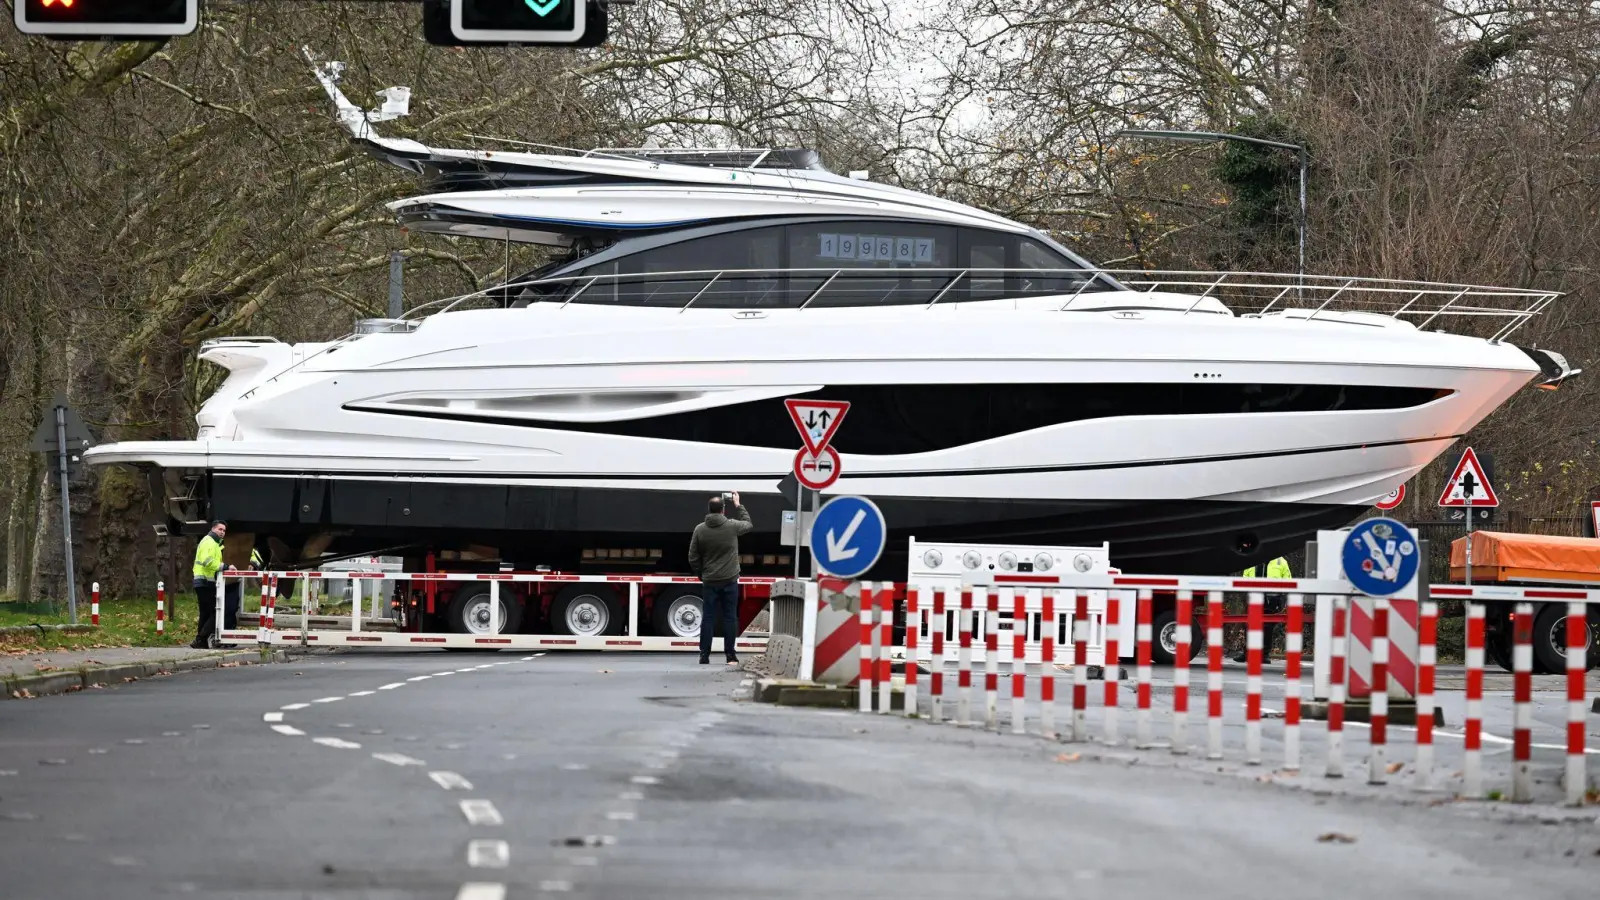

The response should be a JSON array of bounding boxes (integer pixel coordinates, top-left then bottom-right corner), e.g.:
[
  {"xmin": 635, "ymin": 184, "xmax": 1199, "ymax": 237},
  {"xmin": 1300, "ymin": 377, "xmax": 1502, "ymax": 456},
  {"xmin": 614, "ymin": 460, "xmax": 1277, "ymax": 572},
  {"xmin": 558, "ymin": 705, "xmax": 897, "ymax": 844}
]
[
  {"xmin": 155, "ymin": 581, "xmax": 166, "ymax": 635},
  {"xmin": 90, "ymin": 582, "xmax": 100, "ymax": 627}
]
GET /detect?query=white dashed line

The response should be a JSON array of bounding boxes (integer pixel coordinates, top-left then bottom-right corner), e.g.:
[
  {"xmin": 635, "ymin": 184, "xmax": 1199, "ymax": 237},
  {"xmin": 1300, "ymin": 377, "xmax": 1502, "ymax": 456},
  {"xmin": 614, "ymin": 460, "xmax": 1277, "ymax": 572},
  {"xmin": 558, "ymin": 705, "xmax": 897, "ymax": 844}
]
[
  {"xmin": 407, "ymin": 676, "xmax": 432, "ymax": 682},
  {"xmin": 606, "ymin": 810, "xmax": 637, "ymax": 821},
  {"xmin": 379, "ymin": 683, "xmax": 406, "ymax": 690},
  {"xmin": 430, "ymin": 771, "xmax": 474, "ymax": 791},
  {"xmin": 455, "ymin": 884, "xmax": 506, "ymax": 900},
  {"xmin": 521, "ymin": 656, "xmax": 540, "ymax": 661},
  {"xmin": 312, "ymin": 696, "xmax": 342, "ymax": 704},
  {"xmin": 560, "ymin": 763, "xmax": 588, "ymax": 771},
  {"xmin": 433, "ymin": 671, "xmax": 457, "ymax": 677},
  {"xmin": 630, "ymin": 775, "xmax": 660, "ymax": 785},
  {"xmin": 312, "ymin": 737, "xmax": 362, "ymax": 750},
  {"xmin": 466, "ymin": 839, "xmax": 509, "ymax": 868},
  {"xmin": 271, "ymin": 725, "xmax": 305, "ymax": 737},
  {"xmin": 539, "ymin": 880, "xmax": 573, "ymax": 892},
  {"xmin": 122, "ymin": 739, "xmax": 145, "ymax": 745},
  {"xmin": 0, "ymin": 770, "xmax": 17, "ymax": 776},
  {"xmin": 88, "ymin": 749, "xmax": 108, "ymax": 755},
  {"xmin": 455, "ymin": 669, "xmax": 479, "ymax": 675},
  {"xmin": 262, "ymin": 712, "xmax": 284, "ymax": 723},
  {"xmin": 349, "ymin": 690, "xmax": 375, "ymax": 697},
  {"xmin": 372, "ymin": 752, "xmax": 427, "ymax": 767},
  {"xmin": 280, "ymin": 703, "xmax": 310, "ymax": 710},
  {"xmin": 162, "ymin": 731, "xmax": 182, "ymax": 737},
  {"xmin": 619, "ymin": 791, "xmax": 644, "ymax": 801},
  {"xmin": 459, "ymin": 800, "xmax": 504, "ymax": 826}
]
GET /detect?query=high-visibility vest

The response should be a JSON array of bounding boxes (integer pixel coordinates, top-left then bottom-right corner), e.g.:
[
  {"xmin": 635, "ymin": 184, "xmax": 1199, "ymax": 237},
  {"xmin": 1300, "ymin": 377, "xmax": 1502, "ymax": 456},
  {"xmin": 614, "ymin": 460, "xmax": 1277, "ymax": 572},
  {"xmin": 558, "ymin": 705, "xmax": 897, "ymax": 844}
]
[
  {"xmin": 193, "ymin": 534, "xmax": 224, "ymax": 581},
  {"xmin": 1244, "ymin": 557, "xmax": 1292, "ymax": 579},
  {"xmin": 250, "ymin": 548, "xmax": 263, "ymax": 569}
]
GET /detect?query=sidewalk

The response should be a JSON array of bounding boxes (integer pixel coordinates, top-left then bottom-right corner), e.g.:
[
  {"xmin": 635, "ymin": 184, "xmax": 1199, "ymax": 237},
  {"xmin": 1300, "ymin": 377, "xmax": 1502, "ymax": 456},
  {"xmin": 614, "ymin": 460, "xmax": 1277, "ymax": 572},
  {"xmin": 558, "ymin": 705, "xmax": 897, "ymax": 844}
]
[{"xmin": 2, "ymin": 646, "xmax": 285, "ymax": 700}]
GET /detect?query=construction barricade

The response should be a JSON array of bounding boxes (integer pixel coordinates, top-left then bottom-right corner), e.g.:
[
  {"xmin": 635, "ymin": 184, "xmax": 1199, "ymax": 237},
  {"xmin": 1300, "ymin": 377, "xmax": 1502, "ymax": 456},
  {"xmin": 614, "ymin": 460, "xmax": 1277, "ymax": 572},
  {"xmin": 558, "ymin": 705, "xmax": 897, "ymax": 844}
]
[{"xmin": 844, "ymin": 572, "xmax": 1597, "ymax": 808}]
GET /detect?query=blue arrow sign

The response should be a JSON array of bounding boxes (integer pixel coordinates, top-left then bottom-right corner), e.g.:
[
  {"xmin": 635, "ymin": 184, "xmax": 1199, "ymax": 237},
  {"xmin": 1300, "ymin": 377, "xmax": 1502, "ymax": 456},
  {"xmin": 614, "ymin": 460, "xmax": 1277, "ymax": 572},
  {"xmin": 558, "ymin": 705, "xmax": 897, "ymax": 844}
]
[
  {"xmin": 809, "ymin": 496, "xmax": 886, "ymax": 580},
  {"xmin": 1340, "ymin": 517, "xmax": 1420, "ymax": 597}
]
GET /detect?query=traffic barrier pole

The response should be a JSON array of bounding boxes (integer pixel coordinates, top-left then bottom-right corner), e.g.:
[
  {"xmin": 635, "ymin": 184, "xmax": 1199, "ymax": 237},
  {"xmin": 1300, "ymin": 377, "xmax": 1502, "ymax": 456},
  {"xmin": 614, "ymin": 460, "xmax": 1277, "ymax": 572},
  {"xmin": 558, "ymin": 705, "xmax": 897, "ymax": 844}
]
[
  {"xmin": 1415, "ymin": 599, "xmax": 1437, "ymax": 789},
  {"xmin": 1103, "ymin": 590, "xmax": 1121, "ymax": 745},
  {"xmin": 1039, "ymin": 590, "xmax": 1057, "ymax": 739},
  {"xmin": 1512, "ymin": 602, "xmax": 1533, "ymax": 802},
  {"xmin": 1011, "ymin": 589, "xmax": 1027, "ymax": 734},
  {"xmin": 858, "ymin": 584, "xmax": 875, "ymax": 714},
  {"xmin": 90, "ymin": 582, "xmax": 100, "ymax": 627},
  {"xmin": 1463, "ymin": 602, "xmax": 1485, "ymax": 796},
  {"xmin": 984, "ymin": 588, "xmax": 999, "ymax": 730},
  {"xmin": 1135, "ymin": 589, "xmax": 1154, "ymax": 748},
  {"xmin": 156, "ymin": 581, "xmax": 166, "ymax": 635},
  {"xmin": 1283, "ymin": 593, "xmax": 1304, "ymax": 772},
  {"xmin": 1246, "ymin": 591, "xmax": 1264, "ymax": 765},
  {"xmin": 1071, "ymin": 592, "xmax": 1089, "ymax": 742},
  {"xmin": 930, "ymin": 588, "xmax": 946, "ymax": 723},
  {"xmin": 258, "ymin": 576, "xmax": 271, "ymax": 644},
  {"xmin": 878, "ymin": 584, "xmax": 893, "ymax": 716},
  {"xmin": 957, "ymin": 590, "xmax": 974, "ymax": 727},
  {"xmin": 1327, "ymin": 596, "xmax": 1347, "ymax": 778},
  {"xmin": 1172, "ymin": 590, "xmax": 1191, "ymax": 755},
  {"xmin": 267, "ymin": 576, "xmax": 278, "ymax": 632},
  {"xmin": 1206, "ymin": 591, "xmax": 1223, "ymax": 760},
  {"xmin": 904, "ymin": 586, "xmax": 920, "ymax": 719},
  {"xmin": 1566, "ymin": 602, "xmax": 1588, "ymax": 807},
  {"xmin": 1368, "ymin": 597, "xmax": 1390, "ymax": 785}
]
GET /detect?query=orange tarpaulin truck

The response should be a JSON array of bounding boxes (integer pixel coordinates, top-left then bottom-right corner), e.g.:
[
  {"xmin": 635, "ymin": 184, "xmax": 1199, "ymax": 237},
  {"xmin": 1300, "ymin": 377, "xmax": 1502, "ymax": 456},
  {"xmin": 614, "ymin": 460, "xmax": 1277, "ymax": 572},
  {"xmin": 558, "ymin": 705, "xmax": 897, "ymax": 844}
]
[{"xmin": 1449, "ymin": 530, "xmax": 1600, "ymax": 673}]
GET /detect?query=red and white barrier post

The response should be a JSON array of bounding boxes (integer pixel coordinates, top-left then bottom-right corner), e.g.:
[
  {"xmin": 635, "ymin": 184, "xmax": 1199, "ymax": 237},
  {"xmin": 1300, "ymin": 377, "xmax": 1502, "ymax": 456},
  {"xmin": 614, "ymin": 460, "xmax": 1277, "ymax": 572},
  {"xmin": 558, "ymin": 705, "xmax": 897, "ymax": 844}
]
[
  {"xmin": 155, "ymin": 581, "xmax": 166, "ymax": 635},
  {"xmin": 930, "ymin": 588, "xmax": 946, "ymax": 723},
  {"xmin": 1172, "ymin": 590, "xmax": 1192, "ymax": 754},
  {"xmin": 1283, "ymin": 593, "xmax": 1304, "ymax": 771},
  {"xmin": 858, "ymin": 586, "xmax": 875, "ymax": 714},
  {"xmin": 957, "ymin": 590, "xmax": 974, "ymax": 726},
  {"xmin": 1040, "ymin": 590, "xmax": 1057, "ymax": 739},
  {"xmin": 877, "ymin": 584, "xmax": 894, "ymax": 716},
  {"xmin": 1566, "ymin": 602, "xmax": 1588, "ymax": 807},
  {"xmin": 1463, "ymin": 601, "xmax": 1485, "ymax": 796},
  {"xmin": 1511, "ymin": 602, "xmax": 1534, "ymax": 801},
  {"xmin": 984, "ymin": 588, "xmax": 1000, "ymax": 729},
  {"xmin": 1103, "ymin": 590, "xmax": 1122, "ymax": 745},
  {"xmin": 1206, "ymin": 591, "xmax": 1224, "ymax": 759},
  {"xmin": 1245, "ymin": 591, "xmax": 1264, "ymax": 765},
  {"xmin": 1327, "ymin": 595, "xmax": 1347, "ymax": 778},
  {"xmin": 258, "ymin": 575, "xmax": 272, "ymax": 644},
  {"xmin": 1415, "ymin": 599, "xmax": 1437, "ymax": 789},
  {"xmin": 1071, "ymin": 592, "xmax": 1089, "ymax": 741},
  {"xmin": 903, "ymin": 586, "xmax": 920, "ymax": 719},
  {"xmin": 1011, "ymin": 588, "xmax": 1027, "ymax": 734},
  {"xmin": 90, "ymin": 582, "xmax": 100, "ymax": 627},
  {"xmin": 1368, "ymin": 596, "xmax": 1391, "ymax": 784},
  {"xmin": 1135, "ymin": 589, "xmax": 1154, "ymax": 748}
]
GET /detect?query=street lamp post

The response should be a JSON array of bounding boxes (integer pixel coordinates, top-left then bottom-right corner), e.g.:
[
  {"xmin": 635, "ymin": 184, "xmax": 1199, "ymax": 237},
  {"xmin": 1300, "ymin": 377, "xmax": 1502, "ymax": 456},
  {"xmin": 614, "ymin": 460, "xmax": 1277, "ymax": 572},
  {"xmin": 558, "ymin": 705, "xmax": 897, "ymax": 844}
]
[{"xmin": 1115, "ymin": 128, "xmax": 1308, "ymax": 279}]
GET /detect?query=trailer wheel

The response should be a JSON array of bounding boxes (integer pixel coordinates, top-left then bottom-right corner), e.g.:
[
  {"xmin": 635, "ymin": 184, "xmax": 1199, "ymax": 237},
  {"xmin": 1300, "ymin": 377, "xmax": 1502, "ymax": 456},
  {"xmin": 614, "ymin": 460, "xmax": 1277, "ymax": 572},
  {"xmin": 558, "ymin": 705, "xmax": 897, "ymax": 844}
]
[
  {"xmin": 652, "ymin": 588, "xmax": 703, "ymax": 639},
  {"xmin": 1532, "ymin": 605, "xmax": 1594, "ymax": 674},
  {"xmin": 1152, "ymin": 608, "xmax": 1206, "ymax": 665},
  {"xmin": 551, "ymin": 585, "xmax": 624, "ymax": 637},
  {"xmin": 447, "ymin": 586, "xmax": 523, "ymax": 636}
]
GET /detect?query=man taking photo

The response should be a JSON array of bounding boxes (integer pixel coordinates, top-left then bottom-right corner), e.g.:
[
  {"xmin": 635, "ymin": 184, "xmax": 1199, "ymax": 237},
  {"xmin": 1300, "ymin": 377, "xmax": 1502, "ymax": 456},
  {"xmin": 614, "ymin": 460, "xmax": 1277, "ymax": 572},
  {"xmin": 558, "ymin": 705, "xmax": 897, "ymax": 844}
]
[{"xmin": 687, "ymin": 492, "xmax": 753, "ymax": 666}]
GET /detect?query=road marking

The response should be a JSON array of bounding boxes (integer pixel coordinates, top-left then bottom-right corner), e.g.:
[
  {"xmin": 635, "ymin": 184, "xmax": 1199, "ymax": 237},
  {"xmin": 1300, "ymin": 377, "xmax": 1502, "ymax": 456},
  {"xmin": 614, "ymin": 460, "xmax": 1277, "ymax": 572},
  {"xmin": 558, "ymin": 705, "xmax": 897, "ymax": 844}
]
[
  {"xmin": 271, "ymin": 724, "xmax": 305, "ymax": 736},
  {"xmin": 262, "ymin": 712, "xmax": 284, "ymax": 723},
  {"xmin": 619, "ymin": 791, "xmax": 644, "ymax": 801},
  {"xmin": 0, "ymin": 770, "xmax": 17, "ymax": 776},
  {"xmin": 430, "ymin": 771, "xmax": 474, "ymax": 791},
  {"xmin": 455, "ymin": 884, "xmax": 506, "ymax": 900},
  {"xmin": 122, "ymin": 739, "xmax": 145, "ymax": 745},
  {"xmin": 162, "ymin": 731, "xmax": 182, "ymax": 736},
  {"xmin": 379, "ymin": 682, "xmax": 406, "ymax": 690},
  {"xmin": 312, "ymin": 696, "xmax": 342, "ymax": 704},
  {"xmin": 433, "ymin": 671, "xmax": 457, "ymax": 677},
  {"xmin": 460, "ymin": 800, "xmax": 503, "ymax": 826},
  {"xmin": 455, "ymin": 669, "xmax": 479, "ymax": 674},
  {"xmin": 539, "ymin": 880, "xmax": 572, "ymax": 892},
  {"xmin": 466, "ymin": 839, "xmax": 508, "ymax": 868},
  {"xmin": 561, "ymin": 763, "xmax": 587, "ymax": 771},
  {"xmin": 280, "ymin": 703, "xmax": 310, "ymax": 710},
  {"xmin": 407, "ymin": 676, "xmax": 432, "ymax": 682},
  {"xmin": 372, "ymin": 752, "xmax": 426, "ymax": 767},
  {"xmin": 606, "ymin": 810, "xmax": 636, "ymax": 821},
  {"xmin": 88, "ymin": 748, "xmax": 108, "ymax": 755},
  {"xmin": 313, "ymin": 737, "xmax": 362, "ymax": 750},
  {"xmin": 349, "ymin": 690, "xmax": 375, "ymax": 697},
  {"xmin": 630, "ymin": 775, "xmax": 660, "ymax": 785}
]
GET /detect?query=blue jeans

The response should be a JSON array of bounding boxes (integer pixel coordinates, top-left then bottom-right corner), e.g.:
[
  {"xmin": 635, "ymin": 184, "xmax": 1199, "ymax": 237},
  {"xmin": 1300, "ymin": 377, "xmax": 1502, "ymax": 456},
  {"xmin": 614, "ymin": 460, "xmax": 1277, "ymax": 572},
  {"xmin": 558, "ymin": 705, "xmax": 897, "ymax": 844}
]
[{"xmin": 699, "ymin": 581, "xmax": 740, "ymax": 661}]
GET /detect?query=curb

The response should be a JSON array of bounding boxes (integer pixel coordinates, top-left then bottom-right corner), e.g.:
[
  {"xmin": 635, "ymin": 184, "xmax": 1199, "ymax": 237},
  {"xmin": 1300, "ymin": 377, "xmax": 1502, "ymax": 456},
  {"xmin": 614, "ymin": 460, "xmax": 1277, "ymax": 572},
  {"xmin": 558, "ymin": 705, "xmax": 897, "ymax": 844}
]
[{"xmin": 2, "ymin": 648, "xmax": 288, "ymax": 700}]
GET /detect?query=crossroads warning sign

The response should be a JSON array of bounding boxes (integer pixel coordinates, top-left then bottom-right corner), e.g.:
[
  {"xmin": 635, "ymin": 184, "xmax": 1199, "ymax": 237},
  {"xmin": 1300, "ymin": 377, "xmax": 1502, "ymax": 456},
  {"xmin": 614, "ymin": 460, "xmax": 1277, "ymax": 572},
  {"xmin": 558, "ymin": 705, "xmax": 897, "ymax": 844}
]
[{"xmin": 1437, "ymin": 446, "xmax": 1499, "ymax": 508}]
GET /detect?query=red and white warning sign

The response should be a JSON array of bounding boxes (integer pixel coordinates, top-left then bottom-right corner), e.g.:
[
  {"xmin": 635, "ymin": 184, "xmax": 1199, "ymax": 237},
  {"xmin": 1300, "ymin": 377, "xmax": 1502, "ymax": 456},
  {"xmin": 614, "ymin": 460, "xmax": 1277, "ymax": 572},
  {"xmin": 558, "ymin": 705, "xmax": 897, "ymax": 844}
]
[
  {"xmin": 1374, "ymin": 484, "xmax": 1406, "ymax": 511},
  {"xmin": 785, "ymin": 398, "xmax": 849, "ymax": 455},
  {"xmin": 793, "ymin": 446, "xmax": 842, "ymax": 491},
  {"xmin": 1437, "ymin": 447, "xmax": 1499, "ymax": 507}
]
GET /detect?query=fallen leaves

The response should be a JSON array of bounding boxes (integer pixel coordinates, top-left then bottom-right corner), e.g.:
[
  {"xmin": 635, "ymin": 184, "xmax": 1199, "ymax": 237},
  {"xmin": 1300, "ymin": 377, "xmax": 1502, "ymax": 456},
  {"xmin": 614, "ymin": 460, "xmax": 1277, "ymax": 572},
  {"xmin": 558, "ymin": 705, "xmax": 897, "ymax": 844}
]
[
  {"xmin": 1055, "ymin": 752, "xmax": 1082, "ymax": 763},
  {"xmin": 1386, "ymin": 761, "xmax": 1404, "ymax": 774},
  {"xmin": 1317, "ymin": 832, "xmax": 1358, "ymax": 844}
]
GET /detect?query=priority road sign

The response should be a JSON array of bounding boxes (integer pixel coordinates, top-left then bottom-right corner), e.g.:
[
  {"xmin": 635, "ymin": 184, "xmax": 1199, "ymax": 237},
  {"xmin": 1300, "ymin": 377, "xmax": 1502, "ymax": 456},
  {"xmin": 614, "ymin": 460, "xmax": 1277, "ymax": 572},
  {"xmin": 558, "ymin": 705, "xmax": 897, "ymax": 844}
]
[
  {"xmin": 793, "ymin": 446, "xmax": 841, "ymax": 491},
  {"xmin": 1437, "ymin": 446, "xmax": 1498, "ymax": 507},
  {"xmin": 809, "ymin": 495, "xmax": 886, "ymax": 579},
  {"xmin": 785, "ymin": 398, "xmax": 849, "ymax": 456},
  {"xmin": 1340, "ymin": 517, "xmax": 1420, "ymax": 597}
]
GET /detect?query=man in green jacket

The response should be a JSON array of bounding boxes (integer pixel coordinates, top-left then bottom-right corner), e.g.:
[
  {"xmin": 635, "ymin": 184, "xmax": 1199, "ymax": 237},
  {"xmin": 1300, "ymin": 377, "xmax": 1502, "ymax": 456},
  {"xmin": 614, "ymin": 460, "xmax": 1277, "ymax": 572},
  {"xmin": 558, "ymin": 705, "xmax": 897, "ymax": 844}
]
[
  {"xmin": 688, "ymin": 492, "xmax": 753, "ymax": 666},
  {"xmin": 1234, "ymin": 556, "xmax": 1292, "ymax": 664},
  {"xmin": 191, "ymin": 520, "xmax": 237, "ymax": 648}
]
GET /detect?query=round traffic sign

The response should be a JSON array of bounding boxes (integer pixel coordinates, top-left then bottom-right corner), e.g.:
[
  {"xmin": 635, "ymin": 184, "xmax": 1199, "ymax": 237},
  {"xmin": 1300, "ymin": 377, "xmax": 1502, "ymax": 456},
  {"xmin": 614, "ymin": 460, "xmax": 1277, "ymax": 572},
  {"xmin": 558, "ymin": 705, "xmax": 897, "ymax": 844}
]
[
  {"xmin": 1374, "ymin": 484, "xmax": 1406, "ymax": 511},
  {"xmin": 1340, "ymin": 517, "xmax": 1420, "ymax": 597},
  {"xmin": 809, "ymin": 495, "xmax": 886, "ymax": 580},
  {"xmin": 793, "ymin": 446, "xmax": 841, "ymax": 491}
]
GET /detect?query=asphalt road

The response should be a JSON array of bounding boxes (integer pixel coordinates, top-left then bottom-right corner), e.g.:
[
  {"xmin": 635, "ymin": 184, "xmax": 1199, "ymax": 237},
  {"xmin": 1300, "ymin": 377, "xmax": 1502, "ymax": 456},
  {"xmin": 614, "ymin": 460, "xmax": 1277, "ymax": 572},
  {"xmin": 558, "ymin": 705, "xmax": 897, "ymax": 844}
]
[{"xmin": 2, "ymin": 651, "xmax": 1597, "ymax": 900}]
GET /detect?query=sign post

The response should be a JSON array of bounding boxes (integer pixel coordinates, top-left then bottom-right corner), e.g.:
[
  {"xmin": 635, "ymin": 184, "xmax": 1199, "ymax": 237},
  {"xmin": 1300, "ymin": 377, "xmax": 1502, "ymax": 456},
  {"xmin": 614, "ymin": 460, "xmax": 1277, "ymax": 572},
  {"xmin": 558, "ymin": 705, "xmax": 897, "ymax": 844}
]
[
  {"xmin": 1437, "ymin": 447, "xmax": 1499, "ymax": 588},
  {"xmin": 784, "ymin": 399, "xmax": 850, "ymax": 579},
  {"xmin": 30, "ymin": 393, "xmax": 95, "ymax": 623}
]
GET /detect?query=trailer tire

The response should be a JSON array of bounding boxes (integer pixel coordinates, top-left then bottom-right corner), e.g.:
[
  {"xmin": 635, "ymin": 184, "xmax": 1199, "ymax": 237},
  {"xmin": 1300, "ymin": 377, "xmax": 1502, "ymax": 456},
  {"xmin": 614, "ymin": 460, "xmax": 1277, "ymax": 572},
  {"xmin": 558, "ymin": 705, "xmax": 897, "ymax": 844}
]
[
  {"xmin": 1150, "ymin": 607, "xmax": 1206, "ymax": 665},
  {"xmin": 1532, "ymin": 604, "xmax": 1593, "ymax": 675},
  {"xmin": 446, "ymin": 586, "xmax": 523, "ymax": 636},
  {"xmin": 651, "ymin": 587, "xmax": 703, "ymax": 639},
  {"xmin": 551, "ymin": 585, "xmax": 624, "ymax": 637}
]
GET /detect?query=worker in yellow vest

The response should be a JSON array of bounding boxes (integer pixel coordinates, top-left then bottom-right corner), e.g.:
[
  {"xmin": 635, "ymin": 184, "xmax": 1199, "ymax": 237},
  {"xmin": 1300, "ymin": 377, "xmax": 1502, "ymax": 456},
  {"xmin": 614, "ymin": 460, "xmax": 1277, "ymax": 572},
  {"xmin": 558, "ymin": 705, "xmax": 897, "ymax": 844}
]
[
  {"xmin": 1234, "ymin": 556, "xmax": 1291, "ymax": 664},
  {"xmin": 190, "ymin": 520, "xmax": 237, "ymax": 648}
]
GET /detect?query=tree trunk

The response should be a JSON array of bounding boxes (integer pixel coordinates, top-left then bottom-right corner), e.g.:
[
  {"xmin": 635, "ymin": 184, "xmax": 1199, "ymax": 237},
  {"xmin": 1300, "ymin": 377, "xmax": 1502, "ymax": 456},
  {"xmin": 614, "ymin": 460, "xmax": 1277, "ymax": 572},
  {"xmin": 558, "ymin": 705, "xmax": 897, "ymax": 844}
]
[{"xmin": 4, "ymin": 456, "xmax": 42, "ymax": 602}]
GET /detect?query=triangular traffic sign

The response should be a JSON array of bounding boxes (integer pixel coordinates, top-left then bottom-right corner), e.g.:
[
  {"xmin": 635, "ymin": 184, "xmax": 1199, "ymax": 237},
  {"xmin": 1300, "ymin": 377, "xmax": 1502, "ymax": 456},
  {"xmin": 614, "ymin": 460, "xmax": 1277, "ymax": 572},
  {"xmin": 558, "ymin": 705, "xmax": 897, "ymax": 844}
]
[
  {"xmin": 784, "ymin": 398, "xmax": 850, "ymax": 455},
  {"xmin": 30, "ymin": 393, "xmax": 95, "ymax": 453},
  {"xmin": 1437, "ymin": 446, "xmax": 1499, "ymax": 507}
]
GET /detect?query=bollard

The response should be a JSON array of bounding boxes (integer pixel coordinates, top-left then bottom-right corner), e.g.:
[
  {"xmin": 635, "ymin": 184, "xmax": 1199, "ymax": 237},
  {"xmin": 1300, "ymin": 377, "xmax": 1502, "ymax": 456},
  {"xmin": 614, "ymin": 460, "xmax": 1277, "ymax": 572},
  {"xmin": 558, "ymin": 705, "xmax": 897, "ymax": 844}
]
[
  {"xmin": 1172, "ymin": 590, "xmax": 1192, "ymax": 755},
  {"xmin": 877, "ymin": 584, "xmax": 893, "ymax": 716},
  {"xmin": 156, "ymin": 581, "xmax": 166, "ymax": 635},
  {"xmin": 930, "ymin": 588, "xmax": 946, "ymax": 723},
  {"xmin": 1206, "ymin": 591, "xmax": 1223, "ymax": 760},
  {"xmin": 1246, "ymin": 591, "xmax": 1264, "ymax": 765},
  {"xmin": 1511, "ymin": 603, "xmax": 1533, "ymax": 802},
  {"xmin": 1565, "ymin": 602, "xmax": 1588, "ymax": 807},
  {"xmin": 1135, "ymin": 589, "xmax": 1154, "ymax": 748},
  {"xmin": 1071, "ymin": 592, "xmax": 1089, "ymax": 742},
  {"xmin": 258, "ymin": 576, "xmax": 272, "ymax": 644},
  {"xmin": 903, "ymin": 586, "xmax": 920, "ymax": 719},
  {"xmin": 90, "ymin": 582, "xmax": 100, "ymax": 627},
  {"xmin": 1368, "ymin": 597, "xmax": 1390, "ymax": 785},
  {"xmin": 1011, "ymin": 589, "xmax": 1027, "ymax": 734},
  {"xmin": 984, "ymin": 588, "xmax": 1000, "ymax": 730},
  {"xmin": 1415, "ymin": 599, "xmax": 1437, "ymax": 789},
  {"xmin": 957, "ymin": 590, "xmax": 974, "ymax": 727},
  {"xmin": 1039, "ymin": 590, "xmax": 1057, "ymax": 739},
  {"xmin": 1462, "ymin": 602, "xmax": 1485, "ymax": 797},
  {"xmin": 858, "ymin": 583, "xmax": 875, "ymax": 714},
  {"xmin": 1327, "ymin": 596, "xmax": 1347, "ymax": 778},
  {"xmin": 1103, "ymin": 590, "xmax": 1121, "ymax": 746},
  {"xmin": 1283, "ymin": 593, "xmax": 1304, "ymax": 772}
]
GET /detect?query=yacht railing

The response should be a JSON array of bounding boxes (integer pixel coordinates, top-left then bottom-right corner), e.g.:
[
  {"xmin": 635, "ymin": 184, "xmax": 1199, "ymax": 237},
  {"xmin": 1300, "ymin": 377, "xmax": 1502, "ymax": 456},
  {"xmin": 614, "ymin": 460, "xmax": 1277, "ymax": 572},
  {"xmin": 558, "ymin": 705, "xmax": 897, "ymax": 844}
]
[{"xmin": 402, "ymin": 267, "xmax": 1559, "ymax": 343}]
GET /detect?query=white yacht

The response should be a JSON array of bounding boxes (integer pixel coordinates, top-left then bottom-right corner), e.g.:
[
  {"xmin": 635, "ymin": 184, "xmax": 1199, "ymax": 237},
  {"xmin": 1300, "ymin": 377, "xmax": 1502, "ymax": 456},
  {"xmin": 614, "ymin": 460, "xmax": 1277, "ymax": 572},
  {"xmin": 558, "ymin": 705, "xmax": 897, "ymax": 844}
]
[{"xmin": 84, "ymin": 61, "xmax": 1578, "ymax": 579}]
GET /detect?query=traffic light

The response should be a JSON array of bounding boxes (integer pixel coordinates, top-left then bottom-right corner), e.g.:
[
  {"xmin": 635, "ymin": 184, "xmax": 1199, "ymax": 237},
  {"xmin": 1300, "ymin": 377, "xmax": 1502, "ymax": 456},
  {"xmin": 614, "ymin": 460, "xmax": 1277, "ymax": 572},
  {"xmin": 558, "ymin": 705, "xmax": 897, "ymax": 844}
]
[
  {"xmin": 14, "ymin": 0, "xmax": 197, "ymax": 38},
  {"xmin": 423, "ymin": 0, "xmax": 608, "ymax": 46}
]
